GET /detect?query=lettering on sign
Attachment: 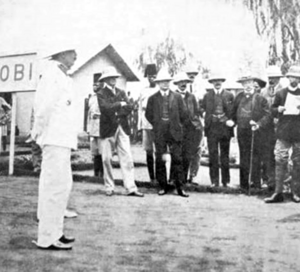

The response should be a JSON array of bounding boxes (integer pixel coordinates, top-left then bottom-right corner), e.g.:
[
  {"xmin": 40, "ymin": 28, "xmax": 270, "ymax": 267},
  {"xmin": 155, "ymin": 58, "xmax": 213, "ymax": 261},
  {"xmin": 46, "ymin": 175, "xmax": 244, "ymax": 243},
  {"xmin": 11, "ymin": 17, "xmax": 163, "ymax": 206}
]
[{"xmin": 0, "ymin": 53, "xmax": 37, "ymax": 92}]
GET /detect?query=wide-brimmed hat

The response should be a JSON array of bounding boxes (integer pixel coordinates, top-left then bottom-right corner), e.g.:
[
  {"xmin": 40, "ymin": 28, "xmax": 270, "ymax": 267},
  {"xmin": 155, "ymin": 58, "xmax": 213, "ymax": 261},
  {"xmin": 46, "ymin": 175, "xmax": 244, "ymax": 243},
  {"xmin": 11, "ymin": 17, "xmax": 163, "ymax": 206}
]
[
  {"xmin": 253, "ymin": 77, "xmax": 267, "ymax": 88},
  {"xmin": 208, "ymin": 74, "xmax": 226, "ymax": 83},
  {"xmin": 154, "ymin": 69, "xmax": 172, "ymax": 82},
  {"xmin": 42, "ymin": 46, "xmax": 76, "ymax": 59},
  {"xmin": 173, "ymin": 72, "xmax": 192, "ymax": 84},
  {"xmin": 286, "ymin": 66, "xmax": 300, "ymax": 78},
  {"xmin": 98, "ymin": 66, "xmax": 121, "ymax": 82},
  {"xmin": 144, "ymin": 64, "xmax": 157, "ymax": 77},
  {"xmin": 184, "ymin": 64, "xmax": 199, "ymax": 75},
  {"xmin": 267, "ymin": 65, "xmax": 282, "ymax": 78},
  {"xmin": 237, "ymin": 75, "xmax": 256, "ymax": 83}
]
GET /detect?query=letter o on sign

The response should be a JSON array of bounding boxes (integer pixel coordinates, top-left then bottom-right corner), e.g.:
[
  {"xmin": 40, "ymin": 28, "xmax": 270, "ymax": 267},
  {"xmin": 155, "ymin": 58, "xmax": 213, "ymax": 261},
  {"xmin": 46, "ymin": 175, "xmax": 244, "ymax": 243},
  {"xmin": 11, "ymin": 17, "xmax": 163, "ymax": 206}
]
[{"xmin": 0, "ymin": 65, "xmax": 9, "ymax": 81}]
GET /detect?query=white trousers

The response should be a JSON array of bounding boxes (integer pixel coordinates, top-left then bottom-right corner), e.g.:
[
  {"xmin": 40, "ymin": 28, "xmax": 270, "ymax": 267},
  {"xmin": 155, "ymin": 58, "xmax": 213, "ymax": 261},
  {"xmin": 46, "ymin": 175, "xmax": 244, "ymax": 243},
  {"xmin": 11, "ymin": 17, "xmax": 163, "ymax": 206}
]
[
  {"xmin": 101, "ymin": 125, "xmax": 137, "ymax": 193},
  {"xmin": 37, "ymin": 145, "xmax": 73, "ymax": 247}
]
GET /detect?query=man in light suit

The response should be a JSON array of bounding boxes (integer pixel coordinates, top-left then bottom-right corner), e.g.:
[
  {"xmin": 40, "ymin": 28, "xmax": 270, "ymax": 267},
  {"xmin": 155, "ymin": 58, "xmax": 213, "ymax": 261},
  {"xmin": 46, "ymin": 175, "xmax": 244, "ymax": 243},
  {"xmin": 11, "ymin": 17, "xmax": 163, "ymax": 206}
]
[
  {"xmin": 145, "ymin": 69, "xmax": 189, "ymax": 197},
  {"xmin": 97, "ymin": 66, "xmax": 144, "ymax": 197},
  {"xmin": 32, "ymin": 47, "xmax": 78, "ymax": 250}
]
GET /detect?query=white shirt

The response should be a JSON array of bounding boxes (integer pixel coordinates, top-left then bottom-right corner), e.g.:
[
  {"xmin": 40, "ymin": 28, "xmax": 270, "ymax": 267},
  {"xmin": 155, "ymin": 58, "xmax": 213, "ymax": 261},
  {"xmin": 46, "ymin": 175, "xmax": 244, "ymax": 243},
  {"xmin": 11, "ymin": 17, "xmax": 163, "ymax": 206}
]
[
  {"xmin": 32, "ymin": 60, "xmax": 77, "ymax": 149},
  {"xmin": 160, "ymin": 89, "xmax": 170, "ymax": 97}
]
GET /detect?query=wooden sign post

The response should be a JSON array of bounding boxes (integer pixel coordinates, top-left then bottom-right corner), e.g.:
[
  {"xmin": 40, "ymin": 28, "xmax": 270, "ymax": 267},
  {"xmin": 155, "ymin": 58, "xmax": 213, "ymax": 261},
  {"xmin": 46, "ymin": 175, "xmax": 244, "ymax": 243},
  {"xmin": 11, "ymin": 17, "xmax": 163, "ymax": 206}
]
[{"xmin": 0, "ymin": 52, "xmax": 38, "ymax": 175}]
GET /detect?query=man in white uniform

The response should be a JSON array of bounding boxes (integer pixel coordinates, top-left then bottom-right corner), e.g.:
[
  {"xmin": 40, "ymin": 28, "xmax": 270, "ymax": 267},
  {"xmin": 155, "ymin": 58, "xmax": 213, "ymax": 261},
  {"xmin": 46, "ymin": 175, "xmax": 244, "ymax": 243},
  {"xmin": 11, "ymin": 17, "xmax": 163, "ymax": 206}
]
[{"xmin": 32, "ymin": 47, "xmax": 78, "ymax": 250}]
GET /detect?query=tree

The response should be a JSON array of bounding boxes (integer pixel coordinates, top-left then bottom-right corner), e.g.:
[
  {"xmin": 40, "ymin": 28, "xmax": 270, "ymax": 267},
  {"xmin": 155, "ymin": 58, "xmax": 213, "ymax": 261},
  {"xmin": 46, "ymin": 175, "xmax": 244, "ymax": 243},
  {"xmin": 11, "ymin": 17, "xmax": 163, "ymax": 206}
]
[
  {"xmin": 226, "ymin": 0, "xmax": 300, "ymax": 73},
  {"xmin": 135, "ymin": 34, "xmax": 200, "ymax": 76}
]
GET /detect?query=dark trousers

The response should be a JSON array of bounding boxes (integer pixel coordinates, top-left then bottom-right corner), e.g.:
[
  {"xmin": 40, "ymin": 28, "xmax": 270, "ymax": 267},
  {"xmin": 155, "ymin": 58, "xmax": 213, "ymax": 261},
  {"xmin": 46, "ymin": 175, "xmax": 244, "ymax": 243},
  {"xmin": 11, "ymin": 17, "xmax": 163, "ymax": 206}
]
[
  {"xmin": 155, "ymin": 122, "xmax": 184, "ymax": 191},
  {"xmin": 207, "ymin": 125, "xmax": 231, "ymax": 185},
  {"xmin": 261, "ymin": 128, "xmax": 276, "ymax": 187},
  {"xmin": 238, "ymin": 128, "xmax": 262, "ymax": 189},
  {"xmin": 182, "ymin": 126, "xmax": 202, "ymax": 182}
]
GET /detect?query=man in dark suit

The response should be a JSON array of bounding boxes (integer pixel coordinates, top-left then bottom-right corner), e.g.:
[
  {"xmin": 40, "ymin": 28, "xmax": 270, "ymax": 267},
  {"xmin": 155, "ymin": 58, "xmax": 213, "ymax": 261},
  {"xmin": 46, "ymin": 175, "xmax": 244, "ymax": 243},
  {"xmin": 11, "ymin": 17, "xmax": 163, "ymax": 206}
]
[
  {"xmin": 201, "ymin": 74, "xmax": 234, "ymax": 187},
  {"xmin": 173, "ymin": 72, "xmax": 203, "ymax": 184},
  {"xmin": 145, "ymin": 69, "xmax": 189, "ymax": 197},
  {"xmin": 97, "ymin": 66, "xmax": 144, "ymax": 197}
]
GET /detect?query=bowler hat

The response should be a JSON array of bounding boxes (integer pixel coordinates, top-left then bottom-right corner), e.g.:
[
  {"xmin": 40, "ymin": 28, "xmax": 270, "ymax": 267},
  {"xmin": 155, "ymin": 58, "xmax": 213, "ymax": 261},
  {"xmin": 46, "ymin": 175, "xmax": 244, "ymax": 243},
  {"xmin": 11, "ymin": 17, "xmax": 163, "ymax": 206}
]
[
  {"xmin": 208, "ymin": 74, "xmax": 226, "ymax": 83},
  {"xmin": 154, "ymin": 69, "xmax": 172, "ymax": 82},
  {"xmin": 173, "ymin": 72, "xmax": 192, "ymax": 84},
  {"xmin": 144, "ymin": 64, "xmax": 157, "ymax": 77},
  {"xmin": 267, "ymin": 66, "xmax": 282, "ymax": 78},
  {"xmin": 98, "ymin": 66, "xmax": 121, "ymax": 82},
  {"xmin": 286, "ymin": 66, "xmax": 300, "ymax": 78}
]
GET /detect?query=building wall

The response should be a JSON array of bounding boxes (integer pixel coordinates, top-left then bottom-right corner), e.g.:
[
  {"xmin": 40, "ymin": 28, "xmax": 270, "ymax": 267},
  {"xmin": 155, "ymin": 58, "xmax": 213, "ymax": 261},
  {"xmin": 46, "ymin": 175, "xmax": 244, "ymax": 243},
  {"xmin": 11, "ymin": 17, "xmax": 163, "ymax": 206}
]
[{"xmin": 72, "ymin": 51, "xmax": 127, "ymax": 132}]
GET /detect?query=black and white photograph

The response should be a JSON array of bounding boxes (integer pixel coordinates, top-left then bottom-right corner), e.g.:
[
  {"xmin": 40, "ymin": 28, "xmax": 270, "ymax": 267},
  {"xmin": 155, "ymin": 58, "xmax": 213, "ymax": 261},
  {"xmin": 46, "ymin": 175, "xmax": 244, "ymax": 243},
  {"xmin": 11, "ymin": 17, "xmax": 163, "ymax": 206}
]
[{"xmin": 0, "ymin": 0, "xmax": 300, "ymax": 271}]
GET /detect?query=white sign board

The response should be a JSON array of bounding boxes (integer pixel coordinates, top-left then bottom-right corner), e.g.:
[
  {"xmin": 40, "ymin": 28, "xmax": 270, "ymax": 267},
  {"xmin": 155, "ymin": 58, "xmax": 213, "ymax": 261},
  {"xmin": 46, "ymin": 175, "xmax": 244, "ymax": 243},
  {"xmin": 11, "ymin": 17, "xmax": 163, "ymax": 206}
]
[{"xmin": 0, "ymin": 53, "xmax": 38, "ymax": 92}]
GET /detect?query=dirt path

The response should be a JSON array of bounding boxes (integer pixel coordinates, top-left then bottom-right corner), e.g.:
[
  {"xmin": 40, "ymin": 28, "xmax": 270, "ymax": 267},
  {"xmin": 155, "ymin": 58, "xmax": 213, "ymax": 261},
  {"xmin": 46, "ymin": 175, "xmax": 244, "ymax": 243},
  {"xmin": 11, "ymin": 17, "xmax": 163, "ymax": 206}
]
[{"xmin": 1, "ymin": 177, "xmax": 300, "ymax": 272}]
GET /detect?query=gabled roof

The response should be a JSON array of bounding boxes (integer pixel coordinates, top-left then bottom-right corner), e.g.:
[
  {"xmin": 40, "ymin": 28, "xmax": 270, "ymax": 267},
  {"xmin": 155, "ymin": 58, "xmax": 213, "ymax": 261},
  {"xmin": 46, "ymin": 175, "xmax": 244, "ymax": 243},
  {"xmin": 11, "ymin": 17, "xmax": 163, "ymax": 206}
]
[{"xmin": 71, "ymin": 43, "xmax": 139, "ymax": 82}]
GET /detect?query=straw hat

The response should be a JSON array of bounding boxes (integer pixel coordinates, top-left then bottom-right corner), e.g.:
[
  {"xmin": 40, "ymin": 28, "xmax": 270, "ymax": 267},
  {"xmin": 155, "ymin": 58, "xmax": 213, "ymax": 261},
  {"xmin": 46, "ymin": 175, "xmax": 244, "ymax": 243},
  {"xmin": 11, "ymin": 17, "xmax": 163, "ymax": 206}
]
[
  {"xmin": 173, "ymin": 72, "xmax": 192, "ymax": 84},
  {"xmin": 98, "ymin": 66, "xmax": 121, "ymax": 82}
]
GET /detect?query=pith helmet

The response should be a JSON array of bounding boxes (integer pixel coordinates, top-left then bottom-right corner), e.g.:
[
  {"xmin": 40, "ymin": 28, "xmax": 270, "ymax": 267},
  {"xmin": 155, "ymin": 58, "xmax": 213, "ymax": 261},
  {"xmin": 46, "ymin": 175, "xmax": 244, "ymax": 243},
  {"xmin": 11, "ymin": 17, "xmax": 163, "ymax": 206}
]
[
  {"xmin": 98, "ymin": 66, "xmax": 121, "ymax": 82},
  {"xmin": 184, "ymin": 64, "xmax": 199, "ymax": 75},
  {"xmin": 267, "ymin": 66, "xmax": 282, "ymax": 78},
  {"xmin": 173, "ymin": 72, "xmax": 192, "ymax": 84},
  {"xmin": 154, "ymin": 69, "xmax": 173, "ymax": 82},
  {"xmin": 286, "ymin": 66, "xmax": 300, "ymax": 78},
  {"xmin": 208, "ymin": 73, "xmax": 226, "ymax": 83}
]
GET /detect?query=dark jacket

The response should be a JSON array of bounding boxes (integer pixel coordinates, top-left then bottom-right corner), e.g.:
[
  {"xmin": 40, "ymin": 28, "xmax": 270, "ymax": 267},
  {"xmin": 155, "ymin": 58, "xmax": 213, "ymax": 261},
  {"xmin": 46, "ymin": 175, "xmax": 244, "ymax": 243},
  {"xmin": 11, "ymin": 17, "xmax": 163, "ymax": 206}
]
[
  {"xmin": 272, "ymin": 87, "xmax": 300, "ymax": 142},
  {"xmin": 145, "ymin": 90, "xmax": 188, "ymax": 142},
  {"xmin": 201, "ymin": 89, "xmax": 234, "ymax": 137},
  {"xmin": 177, "ymin": 91, "xmax": 202, "ymax": 130},
  {"xmin": 97, "ymin": 85, "xmax": 133, "ymax": 138},
  {"xmin": 231, "ymin": 92, "xmax": 271, "ymax": 130}
]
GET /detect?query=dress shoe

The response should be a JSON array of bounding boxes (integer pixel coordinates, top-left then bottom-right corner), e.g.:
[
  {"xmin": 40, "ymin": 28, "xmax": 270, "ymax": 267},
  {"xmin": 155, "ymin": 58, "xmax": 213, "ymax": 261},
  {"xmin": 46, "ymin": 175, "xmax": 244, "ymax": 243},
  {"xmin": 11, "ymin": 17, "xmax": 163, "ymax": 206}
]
[
  {"xmin": 292, "ymin": 194, "xmax": 300, "ymax": 203},
  {"xmin": 177, "ymin": 189, "xmax": 189, "ymax": 198},
  {"xmin": 158, "ymin": 189, "xmax": 168, "ymax": 196},
  {"xmin": 37, "ymin": 240, "xmax": 72, "ymax": 251},
  {"xmin": 59, "ymin": 235, "xmax": 75, "ymax": 244},
  {"xmin": 64, "ymin": 209, "xmax": 78, "ymax": 218},
  {"xmin": 106, "ymin": 191, "xmax": 114, "ymax": 196},
  {"xmin": 264, "ymin": 193, "xmax": 284, "ymax": 203},
  {"xmin": 127, "ymin": 191, "xmax": 144, "ymax": 197}
]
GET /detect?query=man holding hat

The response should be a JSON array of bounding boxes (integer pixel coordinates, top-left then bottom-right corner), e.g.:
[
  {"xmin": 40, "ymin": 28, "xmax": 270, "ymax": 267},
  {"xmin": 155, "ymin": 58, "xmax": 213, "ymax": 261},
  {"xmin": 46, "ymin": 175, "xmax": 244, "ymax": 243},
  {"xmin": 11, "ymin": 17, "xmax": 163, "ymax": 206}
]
[
  {"xmin": 32, "ymin": 47, "xmax": 78, "ymax": 250},
  {"xmin": 173, "ymin": 72, "xmax": 203, "ymax": 184},
  {"xmin": 97, "ymin": 66, "xmax": 144, "ymax": 197},
  {"xmin": 265, "ymin": 65, "xmax": 300, "ymax": 203},
  {"xmin": 201, "ymin": 74, "xmax": 234, "ymax": 187},
  {"xmin": 138, "ymin": 64, "xmax": 158, "ymax": 183},
  {"xmin": 145, "ymin": 69, "xmax": 189, "ymax": 197},
  {"xmin": 230, "ymin": 75, "xmax": 271, "ymax": 191}
]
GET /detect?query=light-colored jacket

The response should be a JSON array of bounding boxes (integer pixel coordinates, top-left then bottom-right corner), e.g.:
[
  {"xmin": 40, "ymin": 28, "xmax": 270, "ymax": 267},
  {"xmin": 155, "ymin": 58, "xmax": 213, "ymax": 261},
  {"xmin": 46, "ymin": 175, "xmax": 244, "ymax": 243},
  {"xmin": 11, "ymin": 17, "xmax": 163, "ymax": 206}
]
[
  {"xmin": 138, "ymin": 86, "xmax": 157, "ymax": 130},
  {"xmin": 32, "ymin": 60, "xmax": 77, "ymax": 149},
  {"xmin": 87, "ymin": 94, "xmax": 100, "ymax": 137}
]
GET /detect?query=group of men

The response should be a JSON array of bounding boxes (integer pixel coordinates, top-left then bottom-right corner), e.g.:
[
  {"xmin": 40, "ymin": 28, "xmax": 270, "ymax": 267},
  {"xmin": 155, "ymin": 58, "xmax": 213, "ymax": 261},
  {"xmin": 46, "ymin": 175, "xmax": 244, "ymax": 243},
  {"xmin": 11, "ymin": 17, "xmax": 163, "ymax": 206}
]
[{"xmin": 31, "ymin": 44, "xmax": 300, "ymax": 251}]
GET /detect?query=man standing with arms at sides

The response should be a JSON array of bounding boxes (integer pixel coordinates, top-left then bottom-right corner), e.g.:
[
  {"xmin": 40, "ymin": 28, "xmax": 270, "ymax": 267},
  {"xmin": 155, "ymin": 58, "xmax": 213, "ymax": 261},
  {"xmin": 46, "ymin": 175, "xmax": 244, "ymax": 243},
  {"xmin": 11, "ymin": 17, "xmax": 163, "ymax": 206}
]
[
  {"xmin": 173, "ymin": 72, "xmax": 203, "ymax": 184},
  {"xmin": 185, "ymin": 65, "xmax": 203, "ymax": 183},
  {"xmin": 146, "ymin": 69, "xmax": 189, "ymax": 197},
  {"xmin": 97, "ymin": 66, "xmax": 144, "ymax": 197},
  {"xmin": 260, "ymin": 66, "xmax": 283, "ymax": 191},
  {"xmin": 32, "ymin": 47, "xmax": 78, "ymax": 250},
  {"xmin": 201, "ymin": 74, "xmax": 234, "ymax": 187},
  {"xmin": 265, "ymin": 66, "xmax": 300, "ymax": 203},
  {"xmin": 87, "ymin": 78, "xmax": 103, "ymax": 178},
  {"xmin": 138, "ymin": 64, "xmax": 158, "ymax": 183}
]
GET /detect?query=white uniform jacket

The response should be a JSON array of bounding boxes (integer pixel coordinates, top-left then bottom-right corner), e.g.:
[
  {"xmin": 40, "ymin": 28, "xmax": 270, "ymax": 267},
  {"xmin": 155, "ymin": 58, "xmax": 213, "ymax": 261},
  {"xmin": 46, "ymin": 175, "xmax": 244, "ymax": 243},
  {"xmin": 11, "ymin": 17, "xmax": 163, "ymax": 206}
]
[{"xmin": 32, "ymin": 60, "xmax": 77, "ymax": 149}]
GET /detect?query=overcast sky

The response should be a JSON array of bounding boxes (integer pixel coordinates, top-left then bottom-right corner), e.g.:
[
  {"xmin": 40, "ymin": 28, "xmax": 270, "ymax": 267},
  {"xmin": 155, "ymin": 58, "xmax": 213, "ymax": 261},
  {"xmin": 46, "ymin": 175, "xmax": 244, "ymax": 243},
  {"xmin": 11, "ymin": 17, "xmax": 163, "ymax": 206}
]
[{"xmin": 0, "ymin": 0, "xmax": 268, "ymax": 78}]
